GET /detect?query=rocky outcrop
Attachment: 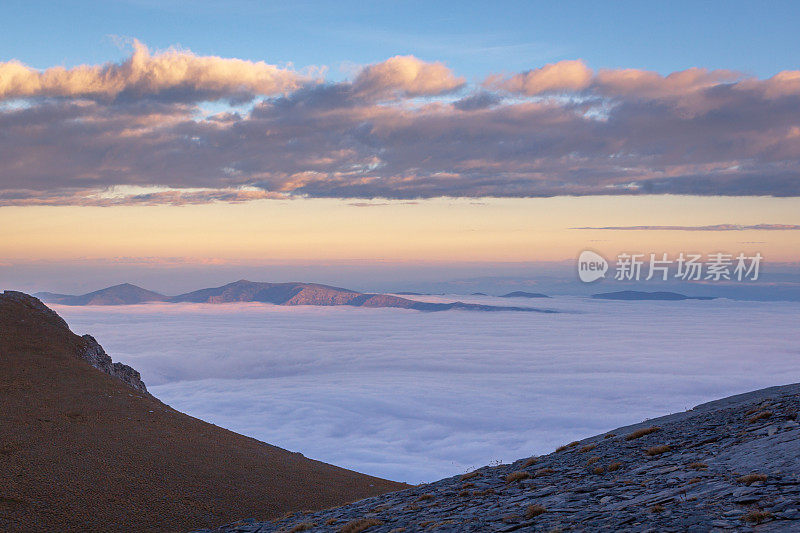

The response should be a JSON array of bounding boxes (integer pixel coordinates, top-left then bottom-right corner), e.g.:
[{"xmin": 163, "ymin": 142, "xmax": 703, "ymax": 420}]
[
  {"xmin": 78, "ymin": 334, "xmax": 147, "ymax": 393},
  {"xmin": 203, "ymin": 384, "xmax": 800, "ymax": 532}
]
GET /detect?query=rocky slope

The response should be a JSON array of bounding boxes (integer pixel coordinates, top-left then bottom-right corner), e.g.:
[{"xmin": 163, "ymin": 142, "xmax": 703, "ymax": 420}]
[
  {"xmin": 0, "ymin": 291, "xmax": 405, "ymax": 532},
  {"xmin": 204, "ymin": 384, "xmax": 800, "ymax": 532}
]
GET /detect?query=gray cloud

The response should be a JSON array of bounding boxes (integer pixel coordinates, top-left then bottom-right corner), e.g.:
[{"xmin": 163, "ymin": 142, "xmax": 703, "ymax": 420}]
[
  {"xmin": 453, "ymin": 91, "xmax": 503, "ymax": 110},
  {"xmin": 1, "ymin": 48, "xmax": 800, "ymax": 204}
]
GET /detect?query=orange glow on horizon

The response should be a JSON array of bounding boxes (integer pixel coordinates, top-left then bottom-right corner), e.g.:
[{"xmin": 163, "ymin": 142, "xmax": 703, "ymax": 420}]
[{"xmin": 3, "ymin": 196, "xmax": 799, "ymax": 264}]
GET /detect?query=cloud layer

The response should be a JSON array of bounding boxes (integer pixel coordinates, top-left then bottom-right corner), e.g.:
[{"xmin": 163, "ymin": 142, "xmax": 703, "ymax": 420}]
[
  {"xmin": 2, "ymin": 44, "xmax": 800, "ymax": 204},
  {"xmin": 54, "ymin": 296, "xmax": 800, "ymax": 482}
]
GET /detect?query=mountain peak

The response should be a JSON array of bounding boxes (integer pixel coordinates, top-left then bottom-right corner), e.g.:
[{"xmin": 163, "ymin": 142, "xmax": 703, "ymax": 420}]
[
  {"xmin": 36, "ymin": 283, "xmax": 168, "ymax": 306},
  {"xmin": 1, "ymin": 290, "xmax": 70, "ymax": 330}
]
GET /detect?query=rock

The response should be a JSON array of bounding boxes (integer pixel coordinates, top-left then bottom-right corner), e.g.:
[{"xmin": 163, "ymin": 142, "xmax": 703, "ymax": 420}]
[{"xmin": 79, "ymin": 334, "xmax": 148, "ymax": 393}]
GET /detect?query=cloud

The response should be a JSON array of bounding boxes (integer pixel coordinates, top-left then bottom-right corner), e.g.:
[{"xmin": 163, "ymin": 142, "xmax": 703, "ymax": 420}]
[
  {"xmin": 594, "ymin": 66, "xmax": 741, "ymax": 99},
  {"xmin": 53, "ymin": 298, "xmax": 800, "ymax": 482},
  {"xmin": 572, "ymin": 224, "xmax": 800, "ymax": 231},
  {"xmin": 0, "ymin": 39, "xmax": 306, "ymax": 102},
  {"xmin": 352, "ymin": 55, "xmax": 464, "ymax": 98},
  {"xmin": 453, "ymin": 91, "xmax": 503, "ymax": 111},
  {"xmin": 0, "ymin": 186, "xmax": 289, "ymax": 207},
  {"xmin": 1, "ymin": 46, "xmax": 800, "ymax": 203},
  {"xmin": 486, "ymin": 60, "xmax": 740, "ymax": 98},
  {"xmin": 485, "ymin": 59, "xmax": 593, "ymax": 95}
]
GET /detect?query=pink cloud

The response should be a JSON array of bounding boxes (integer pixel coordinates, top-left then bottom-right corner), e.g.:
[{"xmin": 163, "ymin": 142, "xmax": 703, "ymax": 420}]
[
  {"xmin": 353, "ymin": 55, "xmax": 465, "ymax": 98},
  {"xmin": 0, "ymin": 39, "xmax": 306, "ymax": 102},
  {"xmin": 594, "ymin": 67, "xmax": 741, "ymax": 98},
  {"xmin": 485, "ymin": 59, "xmax": 593, "ymax": 95}
]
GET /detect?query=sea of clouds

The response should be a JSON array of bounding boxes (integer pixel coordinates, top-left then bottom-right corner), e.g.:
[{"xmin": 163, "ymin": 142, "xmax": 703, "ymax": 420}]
[{"xmin": 54, "ymin": 296, "xmax": 800, "ymax": 483}]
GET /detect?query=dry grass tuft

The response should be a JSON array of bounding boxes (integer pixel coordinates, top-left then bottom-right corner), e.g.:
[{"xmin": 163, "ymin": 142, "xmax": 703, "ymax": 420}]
[
  {"xmin": 737, "ymin": 473, "xmax": 767, "ymax": 485},
  {"xmin": 586, "ymin": 456, "xmax": 600, "ymax": 465},
  {"xmin": 650, "ymin": 504, "xmax": 665, "ymax": 513},
  {"xmin": 461, "ymin": 482, "xmax": 475, "ymax": 489},
  {"xmin": 747, "ymin": 411, "xmax": 773, "ymax": 423},
  {"xmin": 556, "ymin": 441, "xmax": 580, "ymax": 452},
  {"xmin": 607, "ymin": 461, "xmax": 622, "ymax": 472},
  {"xmin": 592, "ymin": 466, "xmax": 605, "ymax": 474},
  {"xmin": 474, "ymin": 488, "xmax": 495, "ymax": 496},
  {"xmin": 415, "ymin": 493, "xmax": 435, "ymax": 502},
  {"xmin": 580, "ymin": 443, "xmax": 597, "ymax": 453},
  {"xmin": 687, "ymin": 477, "xmax": 702, "ymax": 485},
  {"xmin": 535, "ymin": 467, "xmax": 555, "ymax": 477},
  {"xmin": 645, "ymin": 445, "xmax": 671, "ymax": 456},
  {"xmin": 288, "ymin": 524, "xmax": 315, "ymax": 532},
  {"xmin": 688, "ymin": 462, "xmax": 708, "ymax": 470},
  {"xmin": 741, "ymin": 510, "xmax": 773, "ymax": 524},
  {"xmin": 326, "ymin": 518, "xmax": 338, "ymax": 526},
  {"xmin": 745, "ymin": 403, "xmax": 769, "ymax": 415},
  {"xmin": 340, "ymin": 518, "xmax": 384, "ymax": 533},
  {"xmin": 460, "ymin": 471, "xmax": 481, "ymax": 481},
  {"xmin": 604, "ymin": 433, "xmax": 616, "ymax": 439},
  {"xmin": 625, "ymin": 426, "xmax": 660, "ymax": 441},
  {"xmin": 458, "ymin": 490, "xmax": 471, "ymax": 497},
  {"xmin": 506, "ymin": 471, "xmax": 531, "ymax": 483},
  {"xmin": 522, "ymin": 457, "xmax": 538, "ymax": 468},
  {"xmin": 525, "ymin": 504, "xmax": 546, "ymax": 519}
]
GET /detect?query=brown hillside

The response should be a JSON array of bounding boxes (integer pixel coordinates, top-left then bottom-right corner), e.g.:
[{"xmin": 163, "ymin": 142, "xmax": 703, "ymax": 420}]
[{"xmin": 0, "ymin": 291, "xmax": 406, "ymax": 532}]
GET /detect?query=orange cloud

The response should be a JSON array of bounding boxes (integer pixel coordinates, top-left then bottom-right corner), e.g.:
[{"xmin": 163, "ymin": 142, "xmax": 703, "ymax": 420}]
[
  {"xmin": 353, "ymin": 55, "xmax": 464, "ymax": 98},
  {"xmin": 485, "ymin": 60, "xmax": 593, "ymax": 95},
  {"xmin": 487, "ymin": 61, "xmax": 742, "ymax": 99},
  {"xmin": 739, "ymin": 70, "xmax": 800, "ymax": 99},
  {"xmin": 594, "ymin": 67, "xmax": 740, "ymax": 98},
  {"xmin": 0, "ymin": 39, "xmax": 306, "ymax": 102}
]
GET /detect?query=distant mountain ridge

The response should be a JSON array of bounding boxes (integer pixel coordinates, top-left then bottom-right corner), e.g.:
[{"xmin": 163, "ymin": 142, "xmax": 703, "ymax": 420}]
[
  {"xmin": 37, "ymin": 280, "xmax": 554, "ymax": 313},
  {"xmin": 499, "ymin": 291, "xmax": 550, "ymax": 298},
  {"xmin": 36, "ymin": 283, "xmax": 168, "ymax": 305},
  {"xmin": 592, "ymin": 290, "xmax": 716, "ymax": 301}
]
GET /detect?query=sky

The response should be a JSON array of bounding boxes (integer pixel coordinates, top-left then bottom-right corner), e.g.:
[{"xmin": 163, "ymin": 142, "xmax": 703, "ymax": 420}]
[{"xmin": 1, "ymin": 1, "xmax": 799, "ymax": 291}]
